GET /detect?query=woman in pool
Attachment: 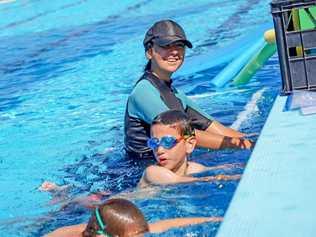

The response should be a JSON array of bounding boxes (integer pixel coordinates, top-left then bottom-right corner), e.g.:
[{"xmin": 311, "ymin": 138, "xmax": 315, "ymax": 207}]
[
  {"xmin": 45, "ymin": 198, "xmax": 222, "ymax": 237},
  {"xmin": 124, "ymin": 19, "xmax": 253, "ymax": 159}
]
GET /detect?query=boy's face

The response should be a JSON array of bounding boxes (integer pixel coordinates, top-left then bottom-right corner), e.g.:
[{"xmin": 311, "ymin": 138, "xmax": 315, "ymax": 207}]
[{"xmin": 150, "ymin": 124, "xmax": 196, "ymax": 172}]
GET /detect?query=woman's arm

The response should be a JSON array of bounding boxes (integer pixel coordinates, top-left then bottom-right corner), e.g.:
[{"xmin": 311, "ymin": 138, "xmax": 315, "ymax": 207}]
[
  {"xmin": 149, "ymin": 217, "xmax": 223, "ymax": 233},
  {"xmin": 178, "ymin": 91, "xmax": 243, "ymax": 138},
  {"xmin": 206, "ymin": 120, "xmax": 245, "ymax": 138},
  {"xmin": 177, "ymin": 91, "xmax": 253, "ymax": 149},
  {"xmin": 44, "ymin": 224, "xmax": 86, "ymax": 237},
  {"xmin": 195, "ymin": 129, "xmax": 253, "ymax": 149}
]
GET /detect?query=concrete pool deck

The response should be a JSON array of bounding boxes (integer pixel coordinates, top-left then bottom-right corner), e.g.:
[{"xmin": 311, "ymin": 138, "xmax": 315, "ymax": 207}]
[{"xmin": 216, "ymin": 95, "xmax": 316, "ymax": 237}]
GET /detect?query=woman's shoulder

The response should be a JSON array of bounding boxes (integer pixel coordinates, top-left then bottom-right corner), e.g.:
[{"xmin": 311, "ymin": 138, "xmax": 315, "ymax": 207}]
[
  {"xmin": 132, "ymin": 78, "xmax": 157, "ymax": 93},
  {"xmin": 129, "ymin": 79, "xmax": 160, "ymax": 102}
]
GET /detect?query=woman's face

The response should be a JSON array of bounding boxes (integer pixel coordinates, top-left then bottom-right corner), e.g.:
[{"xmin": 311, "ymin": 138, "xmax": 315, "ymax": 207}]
[{"xmin": 147, "ymin": 42, "xmax": 185, "ymax": 74}]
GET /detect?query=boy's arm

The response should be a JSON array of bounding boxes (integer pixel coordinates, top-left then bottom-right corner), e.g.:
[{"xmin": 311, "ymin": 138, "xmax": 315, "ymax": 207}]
[
  {"xmin": 44, "ymin": 224, "xmax": 86, "ymax": 237},
  {"xmin": 149, "ymin": 217, "xmax": 223, "ymax": 233},
  {"xmin": 142, "ymin": 166, "xmax": 241, "ymax": 187},
  {"xmin": 203, "ymin": 163, "xmax": 245, "ymax": 171},
  {"xmin": 202, "ymin": 174, "xmax": 242, "ymax": 182},
  {"xmin": 143, "ymin": 165, "xmax": 201, "ymax": 186},
  {"xmin": 39, "ymin": 181, "xmax": 71, "ymax": 193},
  {"xmin": 187, "ymin": 162, "xmax": 243, "ymax": 174}
]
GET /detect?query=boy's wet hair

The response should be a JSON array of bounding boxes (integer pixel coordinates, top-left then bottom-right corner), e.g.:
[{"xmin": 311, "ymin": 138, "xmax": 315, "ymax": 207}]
[
  {"xmin": 82, "ymin": 198, "xmax": 149, "ymax": 237},
  {"xmin": 152, "ymin": 110, "xmax": 195, "ymax": 136}
]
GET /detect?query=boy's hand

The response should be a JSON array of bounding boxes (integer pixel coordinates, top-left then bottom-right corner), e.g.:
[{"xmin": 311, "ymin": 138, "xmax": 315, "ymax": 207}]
[
  {"xmin": 214, "ymin": 174, "xmax": 241, "ymax": 181},
  {"xmin": 39, "ymin": 181, "xmax": 70, "ymax": 193},
  {"xmin": 39, "ymin": 181, "xmax": 59, "ymax": 192}
]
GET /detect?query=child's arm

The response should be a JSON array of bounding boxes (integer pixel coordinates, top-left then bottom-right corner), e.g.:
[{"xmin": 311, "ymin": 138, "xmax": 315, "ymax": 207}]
[
  {"xmin": 203, "ymin": 162, "xmax": 245, "ymax": 171},
  {"xmin": 187, "ymin": 162, "xmax": 244, "ymax": 174},
  {"xmin": 39, "ymin": 181, "xmax": 71, "ymax": 193},
  {"xmin": 142, "ymin": 165, "xmax": 202, "ymax": 186},
  {"xmin": 149, "ymin": 217, "xmax": 223, "ymax": 233},
  {"xmin": 141, "ymin": 166, "xmax": 242, "ymax": 187},
  {"xmin": 201, "ymin": 174, "xmax": 241, "ymax": 182},
  {"xmin": 43, "ymin": 223, "xmax": 86, "ymax": 237}
]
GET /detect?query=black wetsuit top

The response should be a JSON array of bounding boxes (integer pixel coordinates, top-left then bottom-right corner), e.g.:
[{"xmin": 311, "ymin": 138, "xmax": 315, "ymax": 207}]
[{"xmin": 124, "ymin": 71, "xmax": 213, "ymax": 159}]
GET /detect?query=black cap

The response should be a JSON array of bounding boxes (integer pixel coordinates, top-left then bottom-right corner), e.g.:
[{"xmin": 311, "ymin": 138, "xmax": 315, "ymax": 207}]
[{"xmin": 143, "ymin": 20, "xmax": 193, "ymax": 50}]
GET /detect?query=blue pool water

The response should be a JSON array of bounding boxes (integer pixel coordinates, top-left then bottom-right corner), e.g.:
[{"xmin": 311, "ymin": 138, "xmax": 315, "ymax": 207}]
[{"xmin": 0, "ymin": 0, "xmax": 280, "ymax": 236}]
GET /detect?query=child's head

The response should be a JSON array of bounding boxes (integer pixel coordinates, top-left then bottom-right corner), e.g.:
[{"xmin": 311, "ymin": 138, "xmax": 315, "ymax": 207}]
[
  {"xmin": 82, "ymin": 198, "xmax": 149, "ymax": 237},
  {"xmin": 143, "ymin": 20, "xmax": 192, "ymax": 74},
  {"xmin": 151, "ymin": 110, "xmax": 194, "ymax": 137},
  {"xmin": 148, "ymin": 110, "xmax": 196, "ymax": 171}
]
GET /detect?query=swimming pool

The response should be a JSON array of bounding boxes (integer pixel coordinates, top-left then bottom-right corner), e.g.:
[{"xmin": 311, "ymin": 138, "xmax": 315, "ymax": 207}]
[{"xmin": 0, "ymin": 0, "xmax": 280, "ymax": 236}]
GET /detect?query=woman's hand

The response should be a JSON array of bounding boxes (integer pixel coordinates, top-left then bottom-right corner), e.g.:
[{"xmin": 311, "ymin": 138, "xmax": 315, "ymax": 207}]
[{"xmin": 221, "ymin": 137, "xmax": 254, "ymax": 149}]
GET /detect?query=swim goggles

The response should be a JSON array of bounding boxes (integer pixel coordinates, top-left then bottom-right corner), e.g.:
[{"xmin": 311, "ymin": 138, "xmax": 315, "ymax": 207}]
[
  {"xmin": 147, "ymin": 135, "xmax": 185, "ymax": 150},
  {"xmin": 95, "ymin": 207, "xmax": 112, "ymax": 237}
]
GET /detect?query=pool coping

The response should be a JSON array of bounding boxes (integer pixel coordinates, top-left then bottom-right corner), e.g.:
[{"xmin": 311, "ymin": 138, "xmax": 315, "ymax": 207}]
[{"xmin": 216, "ymin": 94, "xmax": 316, "ymax": 237}]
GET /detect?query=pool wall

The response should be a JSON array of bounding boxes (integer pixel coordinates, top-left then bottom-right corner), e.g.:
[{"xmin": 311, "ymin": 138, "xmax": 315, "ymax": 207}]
[{"xmin": 217, "ymin": 95, "xmax": 316, "ymax": 237}]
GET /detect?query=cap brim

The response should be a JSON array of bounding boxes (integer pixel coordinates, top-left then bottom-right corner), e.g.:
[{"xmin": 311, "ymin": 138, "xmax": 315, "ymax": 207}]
[{"xmin": 154, "ymin": 36, "xmax": 193, "ymax": 48}]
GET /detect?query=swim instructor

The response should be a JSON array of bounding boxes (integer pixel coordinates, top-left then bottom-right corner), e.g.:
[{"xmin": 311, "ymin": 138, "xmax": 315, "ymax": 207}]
[{"xmin": 124, "ymin": 19, "xmax": 252, "ymax": 159}]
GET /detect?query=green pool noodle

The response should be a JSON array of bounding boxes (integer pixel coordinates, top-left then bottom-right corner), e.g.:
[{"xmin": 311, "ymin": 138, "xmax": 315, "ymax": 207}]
[{"xmin": 233, "ymin": 31, "xmax": 276, "ymax": 85}]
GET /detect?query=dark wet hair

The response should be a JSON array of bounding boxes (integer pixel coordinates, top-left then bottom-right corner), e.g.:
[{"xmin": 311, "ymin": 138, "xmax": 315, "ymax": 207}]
[
  {"xmin": 144, "ymin": 60, "xmax": 151, "ymax": 72},
  {"xmin": 144, "ymin": 41, "xmax": 153, "ymax": 72},
  {"xmin": 151, "ymin": 110, "xmax": 194, "ymax": 137},
  {"xmin": 82, "ymin": 198, "xmax": 149, "ymax": 237}
]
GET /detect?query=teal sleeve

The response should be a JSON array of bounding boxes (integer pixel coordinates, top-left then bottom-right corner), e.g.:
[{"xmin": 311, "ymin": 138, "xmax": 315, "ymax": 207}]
[
  {"xmin": 175, "ymin": 90, "xmax": 213, "ymax": 120},
  {"xmin": 128, "ymin": 80, "xmax": 169, "ymax": 124}
]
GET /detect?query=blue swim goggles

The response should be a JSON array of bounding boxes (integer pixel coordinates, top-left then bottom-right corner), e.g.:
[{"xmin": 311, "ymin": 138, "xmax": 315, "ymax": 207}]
[
  {"xmin": 147, "ymin": 135, "xmax": 186, "ymax": 150},
  {"xmin": 95, "ymin": 207, "xmax": 112, "ymax": 237}
]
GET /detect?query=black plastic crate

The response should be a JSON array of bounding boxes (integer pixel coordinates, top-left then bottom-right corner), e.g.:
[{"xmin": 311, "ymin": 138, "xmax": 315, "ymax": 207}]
[{"xmin": 271, "ymin": 0, "xmax": 316, "ymax": 94}]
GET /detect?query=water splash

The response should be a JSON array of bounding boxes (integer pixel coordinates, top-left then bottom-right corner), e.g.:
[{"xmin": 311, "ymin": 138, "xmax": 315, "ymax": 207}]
[{"xmin": 231, "ymin": 87, "xmax": 266, "ymax": 130}]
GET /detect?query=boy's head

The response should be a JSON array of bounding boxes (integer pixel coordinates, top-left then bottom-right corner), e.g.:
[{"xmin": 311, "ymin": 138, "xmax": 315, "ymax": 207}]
[
  {"xmin": 83, "ymin": 198, "xmax": 149, "ymax": 237},
  {"xmin": 151, "ymin": 110, "xmax": 194, "ymax": 136},
  {"xmin": 148, "ymin": 110, "xmax": 196, "ymax": 171}
]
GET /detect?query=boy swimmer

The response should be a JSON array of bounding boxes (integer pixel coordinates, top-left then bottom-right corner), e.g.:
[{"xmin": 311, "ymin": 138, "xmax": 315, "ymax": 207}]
[
  {"xmin": 45, "ymin": 198, "xmax": 222, "ymax": 237},
  {"xmin": 138, "ymin": 110, "xmax": 241, "ymax": 188}
]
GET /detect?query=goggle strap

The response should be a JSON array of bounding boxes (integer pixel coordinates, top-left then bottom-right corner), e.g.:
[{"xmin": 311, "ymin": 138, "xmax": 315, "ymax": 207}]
[{"xmin": 95, "ymin": 207, "xmax": 106, "ymax": 231}]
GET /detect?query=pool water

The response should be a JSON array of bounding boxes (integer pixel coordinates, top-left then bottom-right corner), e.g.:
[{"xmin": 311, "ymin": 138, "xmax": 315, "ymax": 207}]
[{"xmin": 0, "ymin": 0, "xmax": 280, "ymax": 236}]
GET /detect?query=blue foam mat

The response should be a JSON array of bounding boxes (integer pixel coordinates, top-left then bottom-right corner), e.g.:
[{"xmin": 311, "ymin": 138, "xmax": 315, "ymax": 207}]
[{"xmin": 216, "ymin": 95, "xmax": 316, "ymax": 237}]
